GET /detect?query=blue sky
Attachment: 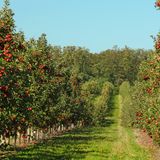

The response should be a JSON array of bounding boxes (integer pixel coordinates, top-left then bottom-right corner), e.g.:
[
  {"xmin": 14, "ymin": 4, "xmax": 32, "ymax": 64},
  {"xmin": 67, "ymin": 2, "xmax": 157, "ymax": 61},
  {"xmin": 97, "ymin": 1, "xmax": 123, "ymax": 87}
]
[{"xmin": 1, "ymin": 0, "xmax": 160, "ymax": 52}]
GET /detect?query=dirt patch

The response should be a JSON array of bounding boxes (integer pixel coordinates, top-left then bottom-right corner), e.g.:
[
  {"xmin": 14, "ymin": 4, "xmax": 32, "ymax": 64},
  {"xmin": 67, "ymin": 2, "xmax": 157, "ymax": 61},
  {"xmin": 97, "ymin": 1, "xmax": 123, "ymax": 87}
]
[{"xmin": 134, "ymin": 129, "xmax": 160, "ymax": 160}]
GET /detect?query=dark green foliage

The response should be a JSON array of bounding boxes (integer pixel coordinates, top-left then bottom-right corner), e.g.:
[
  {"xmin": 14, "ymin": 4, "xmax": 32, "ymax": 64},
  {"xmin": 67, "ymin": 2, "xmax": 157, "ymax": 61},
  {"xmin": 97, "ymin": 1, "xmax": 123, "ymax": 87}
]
[
  {"xmin": 81, "ymin": 79, "xmax": 114, "ymax": 126},
  {"xmin": 95, "ymin": 47, "xmax": 150, "ymax": 86}
]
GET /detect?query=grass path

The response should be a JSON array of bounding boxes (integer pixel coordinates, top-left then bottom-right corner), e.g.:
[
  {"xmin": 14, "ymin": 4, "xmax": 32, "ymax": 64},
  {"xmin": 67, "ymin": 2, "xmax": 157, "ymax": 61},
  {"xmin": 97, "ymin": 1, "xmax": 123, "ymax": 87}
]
[
  {"xmin": 108, "ymin": 95, "xmax": 151, "ymax": 160},
  {"xmin": 6, "ymin": 95, "xmax": 152, "ymax": 160}
]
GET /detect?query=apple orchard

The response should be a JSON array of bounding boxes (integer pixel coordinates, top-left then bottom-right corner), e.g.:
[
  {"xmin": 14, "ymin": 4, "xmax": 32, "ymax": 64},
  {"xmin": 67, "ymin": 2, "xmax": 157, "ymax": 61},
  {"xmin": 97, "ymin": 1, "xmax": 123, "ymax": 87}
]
[{"xmin": 0, "ymin": 0, "xmax": 160, "ymax": 147}]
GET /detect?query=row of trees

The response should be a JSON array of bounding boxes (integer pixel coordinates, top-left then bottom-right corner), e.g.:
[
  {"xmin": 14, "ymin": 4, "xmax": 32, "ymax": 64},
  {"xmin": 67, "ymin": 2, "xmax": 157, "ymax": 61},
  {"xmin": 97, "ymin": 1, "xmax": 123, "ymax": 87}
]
[
  {"xmin": 0, "ymin": 0, "xmax": 115, "ymax": 146},
  {"xmin": 120, "ymin": 0, "xmax": 160, "ymax": 145}
]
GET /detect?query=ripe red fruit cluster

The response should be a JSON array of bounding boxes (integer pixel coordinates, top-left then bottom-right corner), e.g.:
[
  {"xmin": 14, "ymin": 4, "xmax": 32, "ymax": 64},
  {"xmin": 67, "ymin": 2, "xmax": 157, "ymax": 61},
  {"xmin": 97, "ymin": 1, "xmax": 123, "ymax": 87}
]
[
  {"xmin": 3, "ymin": 50, "xmax": 12, "ymax": 57},
  {"xmin": 3, "ymin": 50, "xmax": 12, "ymax": 62},
  {"xmin": 39, "ymin": 64, "xmax": 46, "ymax": 69},
  {"xmin": 0, "ymin": 86, "xmax": 8, "ymax": 91},
  {"xmin": 27, "ymin": 107, "xmax": 32, "ymax": 111},
  {"xmin": 155, "ymin": 39, "xmax": 160, "ymax": 49},
  {"xmin": 5, "ymin": 34, "xmax": 12, "ymax": 42},
  {"xmin": 0, "ymin": 67, "xmax": 5, "ymax": 77}
]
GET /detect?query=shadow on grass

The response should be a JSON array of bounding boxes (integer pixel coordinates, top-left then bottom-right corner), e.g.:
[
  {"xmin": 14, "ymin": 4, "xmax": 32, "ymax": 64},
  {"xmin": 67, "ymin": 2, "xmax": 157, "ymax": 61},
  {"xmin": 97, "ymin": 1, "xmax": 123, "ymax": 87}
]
[
  {"xmin": 5, "ymin": 99, "xmax": 118, "ymax": 160},
  {"xmin": 7, "ymin": 118, "xmax": 115, "ymax": 160}
]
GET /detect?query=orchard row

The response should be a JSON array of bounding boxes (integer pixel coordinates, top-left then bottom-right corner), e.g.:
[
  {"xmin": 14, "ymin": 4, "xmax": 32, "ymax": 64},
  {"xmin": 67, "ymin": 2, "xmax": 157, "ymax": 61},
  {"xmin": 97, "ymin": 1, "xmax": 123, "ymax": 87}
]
[
  {"xmin": 0, "ymin": 1, "xmax": 115, "ymax": 145},
  {"xmin": 120, "ymin": 0, "xmax": 160, "ymax": 145}
]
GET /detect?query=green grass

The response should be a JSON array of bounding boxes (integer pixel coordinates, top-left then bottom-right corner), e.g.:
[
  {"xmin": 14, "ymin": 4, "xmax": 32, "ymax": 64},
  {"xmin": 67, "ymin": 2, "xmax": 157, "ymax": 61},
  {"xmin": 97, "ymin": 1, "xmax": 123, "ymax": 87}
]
[
  {"xmin": 5, "ymin": 95, "xmax": 152, "ymax": 160},
  {"xmin": 108, "ymin": 95, "xmax": 151, "ymax": 160}
]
